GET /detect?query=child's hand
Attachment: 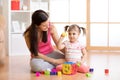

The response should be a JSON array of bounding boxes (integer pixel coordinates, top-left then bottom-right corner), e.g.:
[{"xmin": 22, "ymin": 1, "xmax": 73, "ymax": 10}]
[
  {"xmin": 76, "ymin": 61, "xmax": 81, "ymax": 66},
  {"xmin": 61, "ymin": 32, "xmax": 67, "ymax": 37}
]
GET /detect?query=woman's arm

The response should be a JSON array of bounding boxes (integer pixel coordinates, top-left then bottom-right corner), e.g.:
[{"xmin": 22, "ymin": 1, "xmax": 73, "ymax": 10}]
[
  {"xmin": 50, "ymin": 24, "xmax": 65, "ymax": 50},
  {"xmin": 50, "ymin": 24, "xmax": 59, "ymax": 45}
]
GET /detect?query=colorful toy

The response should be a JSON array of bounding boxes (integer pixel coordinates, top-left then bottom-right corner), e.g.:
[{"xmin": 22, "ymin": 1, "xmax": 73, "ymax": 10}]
[
  {"xmin": 40, "ymin": 71, "xmax": 44, "ymax": 74},
  {"xmin": 61, "ymin": 32, "xmax": 67, "ymax": 37},
  {"xmin": 62, "ymin": 62, "xmax": 78, "ymax": 75},
  {"xmin": 36, "ymin": 72, "xmax": 40, "ymax": 77},
  {"xmin": 89, "ymin": 68, "xmax": 94, "ymax": 73},
  {"xmin": 50, "ymin": 71, "xmax": 56, "ymax": 75},
  {"xmin": 57, "ymin": 71, "xmax": 62, "ymax": 76},
  {"xmin": 86, "ymin": 73, "xmax": 92, "ymax": 77},
  {"xmin": 36, "ymin": 62, "xmax": 89, "ymax": 76},
  {"xmin": 105, "ymin": 69, "xmax": 109, "ymax": 74},
  {"xmin": 44, "ymin": 70, "xmax": 50, "ymax": 75},
  {"xmin": 50, "ymin": 68, "xmax": 57, "ymax": 75}
]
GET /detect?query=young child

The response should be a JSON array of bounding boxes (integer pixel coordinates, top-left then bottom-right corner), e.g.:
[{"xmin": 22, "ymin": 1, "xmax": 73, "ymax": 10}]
[
  {"xmin": 0, "ymin": 15, "xmax": 6, "ymax": 67},
  {"xmin": 57, "ymin": 24, "xmax": 89, "ymax": 73}
]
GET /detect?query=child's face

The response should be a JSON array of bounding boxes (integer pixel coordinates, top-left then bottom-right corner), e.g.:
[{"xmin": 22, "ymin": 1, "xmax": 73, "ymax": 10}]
[{"xmin": 68, "ymin": 30, "xmax": 80, "ymax": 43}]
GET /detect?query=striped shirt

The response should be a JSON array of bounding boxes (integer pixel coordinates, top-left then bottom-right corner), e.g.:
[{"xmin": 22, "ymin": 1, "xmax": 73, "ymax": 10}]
[{"xmin": 63, "ymin": 40, "xmax": 85, "ymax": 63}]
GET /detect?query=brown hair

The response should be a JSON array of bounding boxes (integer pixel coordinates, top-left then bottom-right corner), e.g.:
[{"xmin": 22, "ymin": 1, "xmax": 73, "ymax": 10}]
[{"xmin": 64, "ymin": 24, "xmax": 86, "ymax": 35}]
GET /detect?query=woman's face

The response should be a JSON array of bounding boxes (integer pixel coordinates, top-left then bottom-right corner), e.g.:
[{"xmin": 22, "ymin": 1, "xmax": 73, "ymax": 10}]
[{"xmin": 38, "ymin": 20, "xmax": 49, "ymax": 31}]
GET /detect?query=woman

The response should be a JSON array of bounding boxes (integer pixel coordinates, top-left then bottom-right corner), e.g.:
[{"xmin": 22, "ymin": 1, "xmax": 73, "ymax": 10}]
[{"xmin": 24, "ymin": 9, "xmax": 65, "ymax": 72}]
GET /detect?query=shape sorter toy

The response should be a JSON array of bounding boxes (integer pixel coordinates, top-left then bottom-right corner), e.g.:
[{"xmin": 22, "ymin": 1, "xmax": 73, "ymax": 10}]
[{"xmin": 62, "ymin": 62, "xmax": 78, "ymax": 75}]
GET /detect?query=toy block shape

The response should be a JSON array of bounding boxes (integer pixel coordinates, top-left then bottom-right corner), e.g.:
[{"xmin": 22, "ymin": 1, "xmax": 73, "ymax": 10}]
[
  {"xmin": 86, "ymin": 73, "xmax": 92, "ymax": 77},
  {"xmin": 89, "ymin": 68, "xmax": 94, "ymax": 73},
  {"xmin": 71, "ymin": 64, "xmax": 78, "ymax": 74},
  {"xmin": 62, "ymin": 63, "xmax": 72, "ymax": 74},
  {"xmin": 105, "ymin": 69, "xmax": 109, "ymax": 75},
  {"xmin": 51, "ymin": 68, "xmax": 57, "ymax": 75},
  {"xmin": 45, "ymin": 70, "xmax": 50, "ymax": 75},
  {"xmin": 57, "ymin": 71, "xmax": 62, "ymax": 76},
  {"xmin": 50, "ymin": 71, "xmax": 56, "ymax": 75},
  {"xmin": 36, "ymin": 72, "xmax": 40, "ymax": 77}
]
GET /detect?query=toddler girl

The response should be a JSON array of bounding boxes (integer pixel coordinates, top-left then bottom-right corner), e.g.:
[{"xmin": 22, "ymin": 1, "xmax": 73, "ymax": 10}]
[{"xmin": 57, "ymin": 24, "xmax": 89, "ymax": 73}]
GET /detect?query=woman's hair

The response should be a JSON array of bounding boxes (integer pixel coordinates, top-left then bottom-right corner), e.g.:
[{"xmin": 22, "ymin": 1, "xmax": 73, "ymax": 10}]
[
  {"xmin": 24, "ymin": 9, "xmax": 49, "ymax": 56},
  {"xmin": 64, "ymin": 24, "xmax": 86, "ymax": 35}
]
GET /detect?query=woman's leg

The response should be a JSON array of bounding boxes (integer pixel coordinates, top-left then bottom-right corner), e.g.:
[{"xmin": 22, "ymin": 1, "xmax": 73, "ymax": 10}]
[
  {"xmin": 30, "ymin": 50, "xmax": 65, "ymax": 72},
  {"xmin": 46, "ymin": 50, "xmax": 65, "ymax": 59},
  {"xmin": 30, "ymin": 58, "xmax": 55, "ymax": 72}
]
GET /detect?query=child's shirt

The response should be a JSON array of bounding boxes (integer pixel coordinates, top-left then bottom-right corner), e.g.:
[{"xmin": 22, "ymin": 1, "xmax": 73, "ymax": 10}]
[{"xmin": 63, "ymin": 40, "xmax": 85, "ymax": 63}]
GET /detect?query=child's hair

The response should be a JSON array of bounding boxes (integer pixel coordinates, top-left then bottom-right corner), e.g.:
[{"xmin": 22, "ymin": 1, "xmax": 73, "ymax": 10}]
[{"xmin": 64, "ymin": 24, "xmax": 86, "ymax": 35}]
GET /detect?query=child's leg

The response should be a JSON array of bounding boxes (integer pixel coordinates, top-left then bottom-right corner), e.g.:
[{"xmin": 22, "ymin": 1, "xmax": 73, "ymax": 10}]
[{"xmin": 77, "ymin": 63, "xmax": 89, "ymax": 73}]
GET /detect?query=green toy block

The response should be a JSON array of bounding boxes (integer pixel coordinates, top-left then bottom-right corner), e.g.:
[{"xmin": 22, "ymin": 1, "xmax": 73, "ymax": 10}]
[{"xmin": 86, "ymin": 73, "xmax": 92, "ymax": 77}]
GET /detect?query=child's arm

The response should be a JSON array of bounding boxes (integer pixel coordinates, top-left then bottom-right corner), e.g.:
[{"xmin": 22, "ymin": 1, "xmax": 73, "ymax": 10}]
[
  {"xmin": 57, "ymin": 35, "xmax": 65, "ymax": 50},
  {"xmin": 81, "ymin": 48, "xmax": 87, "ymax": 64}
]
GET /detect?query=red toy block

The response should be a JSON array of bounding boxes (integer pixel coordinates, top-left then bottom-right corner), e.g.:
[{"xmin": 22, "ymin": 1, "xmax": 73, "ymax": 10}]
[
  {"xmin": 105, "ymin": 69, "xmax": 109, "ymax": 74},
  {"xmin": 71, "ymin": 64, "xmax": 78, "ymax": 74}
]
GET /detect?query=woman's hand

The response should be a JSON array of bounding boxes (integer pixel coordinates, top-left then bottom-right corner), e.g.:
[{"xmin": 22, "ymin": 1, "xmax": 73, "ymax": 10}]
[{"xmin": 53, "ymin": 59, "xmax": 66, "ymax": 65}]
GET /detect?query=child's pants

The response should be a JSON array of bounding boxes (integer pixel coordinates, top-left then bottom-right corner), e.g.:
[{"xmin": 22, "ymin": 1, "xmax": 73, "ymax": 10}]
[{"xmin": 30, "ymin": 50, "xmax": 65, "ymax": 72}]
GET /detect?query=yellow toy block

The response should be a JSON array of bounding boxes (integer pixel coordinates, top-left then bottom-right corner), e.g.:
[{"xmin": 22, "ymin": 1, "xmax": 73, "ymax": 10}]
[{"xmin": 62, "ymin": 64, "xmax": 72, "ymax": 74}]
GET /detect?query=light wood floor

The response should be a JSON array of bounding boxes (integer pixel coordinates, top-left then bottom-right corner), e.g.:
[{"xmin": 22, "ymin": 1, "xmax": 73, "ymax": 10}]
[{"xmin": 0, "ymin": 51, "xmax": 120, "ymax": 80}]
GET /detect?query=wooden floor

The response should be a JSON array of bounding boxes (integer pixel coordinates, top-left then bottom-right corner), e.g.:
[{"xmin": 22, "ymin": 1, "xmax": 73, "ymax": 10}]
[{"xmin": 0, "ymin": 51, "xmax": 120, "ymax": 80}]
